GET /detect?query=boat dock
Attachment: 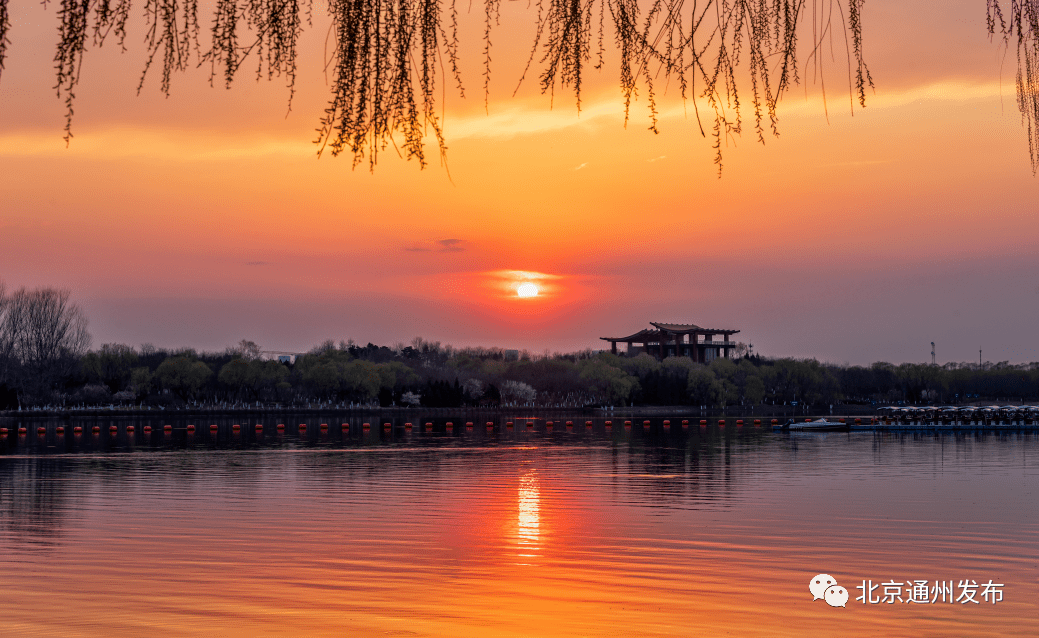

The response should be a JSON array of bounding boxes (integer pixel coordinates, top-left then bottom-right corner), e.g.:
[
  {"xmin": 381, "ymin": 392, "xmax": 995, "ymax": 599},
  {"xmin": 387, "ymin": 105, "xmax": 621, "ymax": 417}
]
[{"xmin": 775, "ymin": 405, "xmax": 1039, "ymax": 431}]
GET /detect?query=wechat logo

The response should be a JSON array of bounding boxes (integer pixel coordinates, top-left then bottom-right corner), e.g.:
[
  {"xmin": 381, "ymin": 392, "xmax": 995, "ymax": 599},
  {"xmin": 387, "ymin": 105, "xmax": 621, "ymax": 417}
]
[{"xmin": 810, "ymin": 574, "xmax": 848, "ymax": 608}]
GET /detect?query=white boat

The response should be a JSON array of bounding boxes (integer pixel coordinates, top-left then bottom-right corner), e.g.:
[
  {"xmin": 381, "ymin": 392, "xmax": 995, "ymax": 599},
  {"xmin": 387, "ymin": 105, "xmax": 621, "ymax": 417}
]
[{"xmin": 780, "ymin": 418, "xmax": 850, "ymax": 432}]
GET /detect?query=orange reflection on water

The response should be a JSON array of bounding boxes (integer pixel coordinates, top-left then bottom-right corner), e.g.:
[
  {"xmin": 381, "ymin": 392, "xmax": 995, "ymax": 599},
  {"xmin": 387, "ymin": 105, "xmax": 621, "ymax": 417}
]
[
  {"xmin": 516, "ymin": 470, "xmax": 540, "ymax": 558},
  {"xmin": 2, "ymin": 440, "xmax": 1038, "ymax": 637}
]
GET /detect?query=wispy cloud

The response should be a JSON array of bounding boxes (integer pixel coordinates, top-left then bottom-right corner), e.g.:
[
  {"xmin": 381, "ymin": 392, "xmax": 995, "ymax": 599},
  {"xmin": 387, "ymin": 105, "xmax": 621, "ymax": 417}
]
[
  {"xmin": 447, "ymin": 100, "xmax": 627, "ymax": 141},
  {"xmin": 0, "ymin": 80, "xmax": 1008, "ymax": 162},
  {"xmin": 574, "ymin": 163, "xmax": 587, "ymax": 171},
  {"xmin": 647, "ymin": 155, "xmax": 667, "ymax": 163},
  {"xmin": 443, "ymin": 79, "xmax": 1009, "ymax": 143},
  {"xmin": 438, "ymin": 238, "xmax": 464, "ymax": 252},
  {"xmin": 245, "ymin": 261, "xmax": 270, "ymax": 266},
  {"xmin": 404, "ymin": 238, "xmax": 467, "ymax": 253},
  {"xmin": 818, "ymin": 159, "xmax": 894, "ymax": 168},
  {"xmin": 0, "ymin": 128, "xmax": 313, "ymax": 160}
]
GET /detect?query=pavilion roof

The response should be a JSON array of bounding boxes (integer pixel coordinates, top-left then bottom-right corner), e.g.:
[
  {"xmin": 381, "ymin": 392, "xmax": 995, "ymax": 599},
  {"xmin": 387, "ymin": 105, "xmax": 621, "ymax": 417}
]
[
  {"xmin": 600, "ymin": 326, "xmax": 742, "ymax": 342},
  {"xmin": 651, "ymin": 322, "xmax": 739, "ymax": 335},
  {"xmin": 600, "ymin": 329, "xmax": 663, "ymax": 343}
]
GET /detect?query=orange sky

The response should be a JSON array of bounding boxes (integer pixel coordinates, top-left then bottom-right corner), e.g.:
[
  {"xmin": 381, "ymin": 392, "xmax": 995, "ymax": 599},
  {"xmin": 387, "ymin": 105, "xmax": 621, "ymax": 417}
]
[{"xmin": 0, "ymin": 0, "xmax": 1037, "ymax": 363}]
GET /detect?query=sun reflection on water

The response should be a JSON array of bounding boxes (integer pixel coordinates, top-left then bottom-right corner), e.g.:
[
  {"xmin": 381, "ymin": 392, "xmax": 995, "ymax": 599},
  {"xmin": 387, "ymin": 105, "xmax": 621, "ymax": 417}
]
[{"xmin": 516, "ymin": 470, "xmax": 540, "ymax": 558}]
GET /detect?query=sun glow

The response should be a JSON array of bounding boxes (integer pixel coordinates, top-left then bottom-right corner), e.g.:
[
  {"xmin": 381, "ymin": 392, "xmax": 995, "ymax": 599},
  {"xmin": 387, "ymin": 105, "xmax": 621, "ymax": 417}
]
[
  {"xmin": 516, "ymin": 282, "xmax": 539, "ymax": 298},
  {"xmin": 517, "ymin": 471, "xmax": 540, "ymax": 548},
  {"xmin": 479, "ymin": 270, "xmax": 566, "ymax": 305}
]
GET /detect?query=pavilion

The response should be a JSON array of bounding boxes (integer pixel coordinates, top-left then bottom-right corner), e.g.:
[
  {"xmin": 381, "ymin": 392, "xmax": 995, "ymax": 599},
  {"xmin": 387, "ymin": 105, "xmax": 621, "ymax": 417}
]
[{"xmin": 600, "ymin": 322, "xmax": 740, "ymax": 362}]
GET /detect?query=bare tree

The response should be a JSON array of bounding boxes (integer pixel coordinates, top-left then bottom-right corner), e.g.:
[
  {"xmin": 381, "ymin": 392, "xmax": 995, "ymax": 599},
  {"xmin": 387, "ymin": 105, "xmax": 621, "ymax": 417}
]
[
  {"xmin": 0, "ymin": 285, "xmax": 91, "ymax": 402},
  {"xmin": 0, "ymin": 281, "xmax": 14, "ymax": 387},
  {"xmin": 227, "ymin": 339, "xmax": 263, "ymax": 360}
]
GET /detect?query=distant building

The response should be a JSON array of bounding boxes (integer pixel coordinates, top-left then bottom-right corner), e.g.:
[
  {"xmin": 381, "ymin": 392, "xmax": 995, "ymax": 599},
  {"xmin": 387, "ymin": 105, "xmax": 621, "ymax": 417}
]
[
  {"xmin": 504, "ymin": 349, "xmax": 520, "ymax": 361},
  {"xmin": 600, "ymin": 322, "xmax": 740, "ymax": 362},
  {"xmin": 259, "ymin": 351, "xmax": 302, "ymax": 364}
]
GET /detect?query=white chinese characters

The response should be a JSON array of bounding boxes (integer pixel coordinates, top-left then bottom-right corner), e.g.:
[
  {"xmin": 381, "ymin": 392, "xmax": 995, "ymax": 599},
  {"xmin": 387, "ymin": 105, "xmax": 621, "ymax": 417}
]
[{"xmin": 855, "ymin": 580, "xmax": 1005, "ymax": 604}]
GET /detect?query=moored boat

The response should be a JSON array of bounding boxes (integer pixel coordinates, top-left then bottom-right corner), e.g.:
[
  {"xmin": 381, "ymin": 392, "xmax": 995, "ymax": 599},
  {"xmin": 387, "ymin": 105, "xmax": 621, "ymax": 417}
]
[{"xmin": 778, "ymin": 418, "xmax": 851, "ymax": 432}]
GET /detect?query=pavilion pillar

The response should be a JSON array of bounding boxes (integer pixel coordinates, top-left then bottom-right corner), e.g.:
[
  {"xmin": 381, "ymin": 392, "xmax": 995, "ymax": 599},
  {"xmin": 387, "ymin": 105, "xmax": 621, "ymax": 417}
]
[{"xmin": 611, "ymin": 341, "xmax": 617, "ymax": 355}]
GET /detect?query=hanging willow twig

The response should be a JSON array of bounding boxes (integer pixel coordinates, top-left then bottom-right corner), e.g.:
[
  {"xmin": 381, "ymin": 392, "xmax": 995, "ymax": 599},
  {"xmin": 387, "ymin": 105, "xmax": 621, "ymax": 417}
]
[
  {"xmin": 203, "ymin": 0, "xmax": 307, "ymax": 106},
  {"xmin": 312, "ymin": 0, "xmax": 449, "ymax": 169},
  {"xmin": 989, "ymin": 0, "xmax": 1039, "ymax": 174},
  {"xmin": 1, "ymin": 0, "xmax": 883, "ymax": 173},
  {"xmin": 54, "ymin": 0, "xmax": 92, "ymax": 145},
  {"xmin": 0, "ymin": 0, "xmax": 11, "ymax": 84}
]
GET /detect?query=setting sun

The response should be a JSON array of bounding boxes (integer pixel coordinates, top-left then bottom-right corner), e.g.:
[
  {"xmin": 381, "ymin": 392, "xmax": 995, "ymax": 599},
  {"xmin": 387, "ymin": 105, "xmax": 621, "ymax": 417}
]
[{"xmin": 516, "ymin": 282, "xmax": 539, "ymax": 298}]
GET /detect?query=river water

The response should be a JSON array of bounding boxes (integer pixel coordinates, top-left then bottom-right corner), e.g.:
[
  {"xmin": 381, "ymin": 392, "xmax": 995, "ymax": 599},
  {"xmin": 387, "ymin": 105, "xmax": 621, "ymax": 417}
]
[{"xmin": 0, "ymin": 416, "xmax": 1036, "ymax": 637}]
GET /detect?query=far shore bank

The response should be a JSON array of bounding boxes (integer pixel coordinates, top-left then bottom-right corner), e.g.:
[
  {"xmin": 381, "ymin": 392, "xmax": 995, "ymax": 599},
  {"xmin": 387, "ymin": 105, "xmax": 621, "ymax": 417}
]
[
  {"xmin": 1, "ymin": 404, "xmax": 878, "ymax": 420},
  {"xmin": 6, "ymin": 403, "xmax": 1037, "ymax": 421}
]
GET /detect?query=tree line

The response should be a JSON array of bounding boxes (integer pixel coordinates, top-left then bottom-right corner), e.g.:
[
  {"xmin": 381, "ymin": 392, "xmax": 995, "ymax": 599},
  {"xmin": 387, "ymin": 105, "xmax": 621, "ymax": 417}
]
[{"xmin": 1, "ymin": 285, "xmax": 1036, "ymax": 410}]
